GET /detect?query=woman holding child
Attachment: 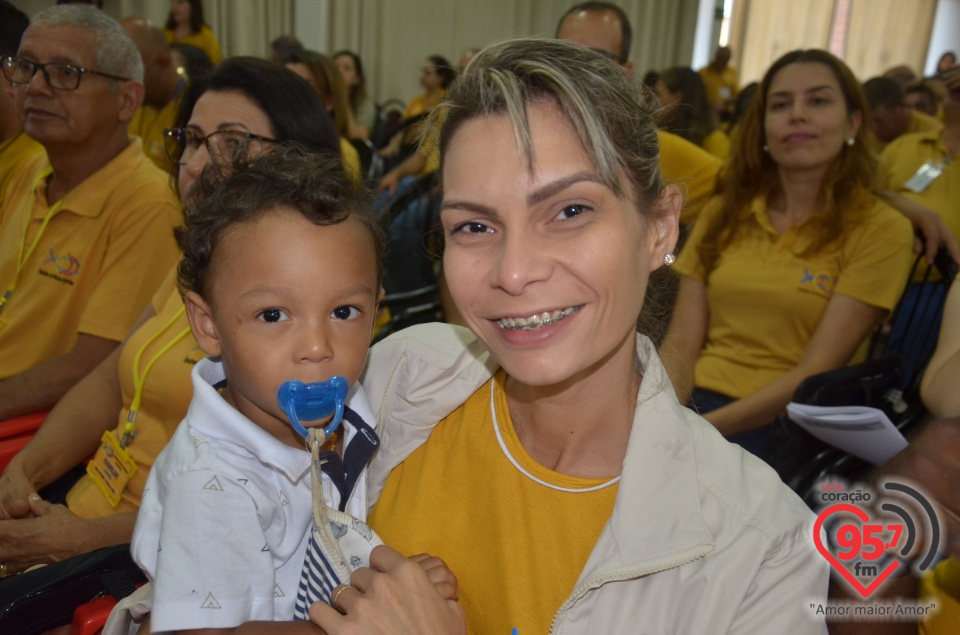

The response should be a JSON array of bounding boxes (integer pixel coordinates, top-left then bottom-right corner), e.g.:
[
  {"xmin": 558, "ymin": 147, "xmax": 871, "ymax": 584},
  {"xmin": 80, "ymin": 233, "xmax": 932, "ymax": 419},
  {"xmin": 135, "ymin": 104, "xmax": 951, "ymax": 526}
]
[{"xmin": 310, "ymin": 39, "xmax": 828, "ymax": 634}]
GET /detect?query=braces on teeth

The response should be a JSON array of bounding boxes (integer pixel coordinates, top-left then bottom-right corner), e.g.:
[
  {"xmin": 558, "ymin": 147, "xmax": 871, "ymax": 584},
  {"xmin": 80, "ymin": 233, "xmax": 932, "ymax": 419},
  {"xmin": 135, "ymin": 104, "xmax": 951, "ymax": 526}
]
[{"xmin": 497, "ymin": 306, "xmax": 580, "ymax": 330}]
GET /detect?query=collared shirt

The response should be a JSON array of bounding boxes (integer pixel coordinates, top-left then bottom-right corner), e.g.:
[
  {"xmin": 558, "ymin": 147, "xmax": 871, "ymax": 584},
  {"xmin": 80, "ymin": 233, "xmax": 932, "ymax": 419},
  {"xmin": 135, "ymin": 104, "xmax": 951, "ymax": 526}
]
[
  {"xmin": 133, "ymin": 357, "xmax": 376, "ymax": 631},
  {"xmin": 0, "ymin": 138, "xmax": 181, "ymax": 379},
  {"xmin": 882, "ymin": 128, "xmax": 959, "ymax": 249},
  {"xmin": 676, "ymin": 192, "xmax": 914, "ymax": 398}
]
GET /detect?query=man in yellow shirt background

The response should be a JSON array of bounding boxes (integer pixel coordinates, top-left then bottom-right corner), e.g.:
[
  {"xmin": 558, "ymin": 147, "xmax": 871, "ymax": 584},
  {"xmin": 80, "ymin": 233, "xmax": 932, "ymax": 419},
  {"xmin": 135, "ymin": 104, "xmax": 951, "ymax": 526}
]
[
  {"xmin": 0, "ymin": 1, "xmax": 43, "ymax": 201},
  {"xmin": 0, "ymin": 5, "xmax": 180, "ymax": 421},
  {"xmin": 864, "ymin": 76, "xmax": 943, "ymax": 153},
  {"xmin": 699, "ymin": 46, "xmax": 739, "ymax": 118},
  {"xmin": 122, "ymin": 17, "xmax": 185, "ymax": 173}
]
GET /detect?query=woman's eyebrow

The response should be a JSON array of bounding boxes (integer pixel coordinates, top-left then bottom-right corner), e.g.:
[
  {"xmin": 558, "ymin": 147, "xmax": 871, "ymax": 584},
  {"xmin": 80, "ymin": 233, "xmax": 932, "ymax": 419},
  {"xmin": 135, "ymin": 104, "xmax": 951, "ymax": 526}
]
[
  {"xmin": 527, "ymin": 172, "xmax": 601, "ymax": 206},
  {"xmin": 439, "ymin": 199, "xmax": 497, "ymax": 218}
]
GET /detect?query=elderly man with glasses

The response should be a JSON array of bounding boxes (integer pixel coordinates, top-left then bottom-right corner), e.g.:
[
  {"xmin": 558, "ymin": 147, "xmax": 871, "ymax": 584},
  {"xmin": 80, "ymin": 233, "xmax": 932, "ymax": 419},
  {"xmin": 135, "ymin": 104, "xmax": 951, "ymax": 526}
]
[{"xmin": 0, "ymin": 5, "xmax": 179, "ymax": 424}]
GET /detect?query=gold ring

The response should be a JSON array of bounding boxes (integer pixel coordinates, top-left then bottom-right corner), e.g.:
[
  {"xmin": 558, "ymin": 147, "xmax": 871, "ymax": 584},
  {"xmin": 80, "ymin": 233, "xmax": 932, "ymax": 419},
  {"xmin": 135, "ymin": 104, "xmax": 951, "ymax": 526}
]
[
  {"xmin": 0, "ymin": 562, "xmax": 8, "ymax": 578},
  {"xmin": 331, "ymin": 584, "xmax": 357, "ymax": 614}
]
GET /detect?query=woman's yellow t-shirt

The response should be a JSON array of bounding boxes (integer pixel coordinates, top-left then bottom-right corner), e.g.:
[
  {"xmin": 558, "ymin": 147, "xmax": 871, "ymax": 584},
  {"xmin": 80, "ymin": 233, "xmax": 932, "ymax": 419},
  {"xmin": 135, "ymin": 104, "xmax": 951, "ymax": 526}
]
[
  {"xmin": 66, "ymin": 267, "xmax": 204, "ymax": 518},
  {"xmin": 368, "ymin": 371, "xmax": 618, "ymax": 634}
]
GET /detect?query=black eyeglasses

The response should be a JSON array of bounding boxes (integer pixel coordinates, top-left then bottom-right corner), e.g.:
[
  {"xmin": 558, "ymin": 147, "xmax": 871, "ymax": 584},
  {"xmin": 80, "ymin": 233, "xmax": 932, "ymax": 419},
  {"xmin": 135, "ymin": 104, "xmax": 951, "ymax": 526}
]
[
  {"xmin": 163, "ymin": 127, "xmax": 278, "ymax": 164},
  {"xmin": 2, "ymin": 55, "xmax": 130, "ymax": 91}
]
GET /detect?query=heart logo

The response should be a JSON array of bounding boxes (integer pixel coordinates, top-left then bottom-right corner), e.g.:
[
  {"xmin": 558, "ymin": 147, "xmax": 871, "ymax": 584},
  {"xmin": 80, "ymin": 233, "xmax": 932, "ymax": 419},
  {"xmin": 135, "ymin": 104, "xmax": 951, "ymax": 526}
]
[{"xmin": 813, "ymin": 504, "xmax": 900, "ymax": 598}]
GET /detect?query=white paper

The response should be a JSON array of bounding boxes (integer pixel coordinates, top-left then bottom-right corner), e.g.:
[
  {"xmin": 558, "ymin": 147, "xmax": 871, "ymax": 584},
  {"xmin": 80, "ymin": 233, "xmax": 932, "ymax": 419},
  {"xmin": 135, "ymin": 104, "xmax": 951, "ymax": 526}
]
[{"xmin": 785, "ymin": 403, "xmax": 909, "ymax": 466}]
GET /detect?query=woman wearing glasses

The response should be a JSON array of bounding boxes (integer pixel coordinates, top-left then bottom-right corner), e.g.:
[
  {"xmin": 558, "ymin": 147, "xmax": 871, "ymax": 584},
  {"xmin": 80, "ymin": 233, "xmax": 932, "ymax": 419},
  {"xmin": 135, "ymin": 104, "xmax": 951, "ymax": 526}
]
[{"xmin": 0, "ymin": 57, "xmax": 339, "ymax": 582}]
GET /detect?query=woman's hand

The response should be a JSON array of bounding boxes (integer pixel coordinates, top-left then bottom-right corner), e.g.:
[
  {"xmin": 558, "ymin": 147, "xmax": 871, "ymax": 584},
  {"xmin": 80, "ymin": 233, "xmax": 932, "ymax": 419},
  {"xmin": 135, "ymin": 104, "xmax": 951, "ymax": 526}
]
[{"xmin": 309, "ymin": 545, "xmax": 466, "ymax": 635}]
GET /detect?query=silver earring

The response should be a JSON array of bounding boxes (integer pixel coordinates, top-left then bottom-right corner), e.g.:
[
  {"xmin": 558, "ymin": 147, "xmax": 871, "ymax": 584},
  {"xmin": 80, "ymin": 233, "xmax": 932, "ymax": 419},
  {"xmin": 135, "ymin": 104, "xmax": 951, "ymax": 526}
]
[
  {"xmin": 664, "ymin": 253, "xmax": 676, "ymax": 266},
  {"xmin": 846, "ymin": 138, "xmax": 855, "ymax": 147},
  {"xmin": 762, "ymin": 144, "xmax": 769, "ymax": 152}
]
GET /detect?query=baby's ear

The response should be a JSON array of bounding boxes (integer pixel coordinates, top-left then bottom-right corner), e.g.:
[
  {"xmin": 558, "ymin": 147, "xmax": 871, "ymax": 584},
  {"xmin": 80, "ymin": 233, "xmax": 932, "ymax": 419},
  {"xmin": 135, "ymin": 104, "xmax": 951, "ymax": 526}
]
[{"xmin": 184, "ymin": 291, "xmax": 222, "ymax": 357}]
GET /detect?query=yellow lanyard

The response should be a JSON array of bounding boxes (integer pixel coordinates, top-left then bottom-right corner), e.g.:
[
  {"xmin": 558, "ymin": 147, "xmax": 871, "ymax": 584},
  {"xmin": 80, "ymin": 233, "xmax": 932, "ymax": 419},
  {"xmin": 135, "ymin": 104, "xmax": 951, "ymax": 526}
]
[
  {"xmin": 0, "ymin": 167, "xmax": 62, "ymax": 315},
  {"xmin": 121, "ymin": 304, "xmax": 192, "ymax": 448}
]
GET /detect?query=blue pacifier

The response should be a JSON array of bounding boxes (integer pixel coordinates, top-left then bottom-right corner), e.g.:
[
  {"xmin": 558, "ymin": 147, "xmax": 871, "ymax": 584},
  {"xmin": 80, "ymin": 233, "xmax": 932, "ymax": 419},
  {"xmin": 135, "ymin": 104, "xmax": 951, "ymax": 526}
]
[{"xmin": 277, "ymin": 376, "xmax": 350, "ymax": 439}]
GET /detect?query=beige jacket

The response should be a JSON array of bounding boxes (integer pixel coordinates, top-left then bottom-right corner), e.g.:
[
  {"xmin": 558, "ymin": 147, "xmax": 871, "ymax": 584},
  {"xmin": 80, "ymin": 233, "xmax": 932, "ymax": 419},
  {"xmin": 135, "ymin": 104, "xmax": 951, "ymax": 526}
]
[{"xmin": 360, "ymin": 323, "xmax": 829, "ymax": 634}]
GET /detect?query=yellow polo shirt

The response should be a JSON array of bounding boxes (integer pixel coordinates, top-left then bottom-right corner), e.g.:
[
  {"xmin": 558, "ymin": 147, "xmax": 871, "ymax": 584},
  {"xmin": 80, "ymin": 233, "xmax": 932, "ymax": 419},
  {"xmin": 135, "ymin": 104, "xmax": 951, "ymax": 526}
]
[
  {"xmin": 369, "ymin": 372, "xmax": 617, "ymax": 635},
  {"xmin": 658, "ymin": 130, "xmax": 722, "ymax": 224},
  {"xmin": 0, "ymin": 138, "xmax": 181, "ymax": 380},
  {"xmin": 129, "ymin": 88, "xmax": 183, "ymax": 174},
  {"xmin": 881, "ymin": 129, "xmax": 959, "ymax": 249},
  {"xmin": 0, "ymin": 132, "xmax": 43, "ymax": 201},
  {"xmin": 699, "ymin": 65, "xmax": 738, "ymax": 110},
  {"xmin": 67, "ymin": 266, "xmax": 202, "ymax": 518},
  {"xmin": 676, "ymin": 192, "xmax": 914, "ymax": 399},
  {"xmin": 163, "ymin": 25, "xmax": 222, "ymax": 64}
]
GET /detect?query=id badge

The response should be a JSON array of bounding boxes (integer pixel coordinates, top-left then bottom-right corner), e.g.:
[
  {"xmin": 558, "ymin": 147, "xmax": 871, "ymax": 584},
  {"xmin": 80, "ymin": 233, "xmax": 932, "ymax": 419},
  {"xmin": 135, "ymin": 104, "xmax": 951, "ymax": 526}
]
[
  {"xmin": 904, "ymin": 159, "xmax": 945, "ymax": 193},
  {"xmin": 87, "ymin": 430, "xmax": 137, "ymax": 508}
]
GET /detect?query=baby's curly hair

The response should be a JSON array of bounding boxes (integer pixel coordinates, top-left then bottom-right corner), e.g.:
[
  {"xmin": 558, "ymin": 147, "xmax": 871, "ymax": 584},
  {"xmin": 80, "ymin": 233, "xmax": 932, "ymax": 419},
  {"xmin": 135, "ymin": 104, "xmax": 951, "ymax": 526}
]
[{"xmin": 175, "ymin": 143, "xmax": 384, "ymax": 299}]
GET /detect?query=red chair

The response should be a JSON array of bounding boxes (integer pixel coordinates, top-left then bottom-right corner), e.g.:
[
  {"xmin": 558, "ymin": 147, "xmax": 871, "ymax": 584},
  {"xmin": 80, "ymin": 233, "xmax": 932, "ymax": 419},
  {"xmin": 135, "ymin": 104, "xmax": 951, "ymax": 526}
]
[
  {"xmin": 0, "ymin": 412, "xmax": 47, "ymax": 473},
  {"xmin": 72, "ymin": 595, "xmax": 117, "ymax": 635}
]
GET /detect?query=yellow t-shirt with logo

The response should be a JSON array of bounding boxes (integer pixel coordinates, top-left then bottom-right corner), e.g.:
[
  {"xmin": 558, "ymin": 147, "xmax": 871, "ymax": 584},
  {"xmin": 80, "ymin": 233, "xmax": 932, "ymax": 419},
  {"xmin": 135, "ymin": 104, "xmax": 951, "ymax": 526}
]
[
  {"xmin": 67, "ymin": 266, "xmax": 204, "ymax": 518},
  {"xmin": 0, "ymin": 132, "xmax": 43, "ymax": 202},
  {"xmin": 368, "ymin": 371, "xmax": 618, "ymax": 635},
  {"xmin": 675, "ymin": 192, "xmax": 914, "ymax": 399},
  {"xmin": 657, "ymin": 130, "xmax": 722, "ymax": 225},
  {"xmin": 0, "ymin": 139, "xmax": 181, "ymax": 380}
]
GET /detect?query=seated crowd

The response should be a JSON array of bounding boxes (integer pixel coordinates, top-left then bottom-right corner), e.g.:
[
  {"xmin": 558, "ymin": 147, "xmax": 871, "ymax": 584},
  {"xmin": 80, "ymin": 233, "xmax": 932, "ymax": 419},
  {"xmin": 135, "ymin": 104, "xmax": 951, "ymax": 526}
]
[{"xmin": 0, "ymin": 1, "xmax": 957, "ymax": 634}]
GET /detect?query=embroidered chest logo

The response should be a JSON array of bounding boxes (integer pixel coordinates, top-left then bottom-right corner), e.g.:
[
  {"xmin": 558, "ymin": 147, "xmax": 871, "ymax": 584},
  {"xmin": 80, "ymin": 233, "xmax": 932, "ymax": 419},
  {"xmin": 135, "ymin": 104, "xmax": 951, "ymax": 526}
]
[
  {"xmin": 799, "ymin": 268, "xmax": 837, "ymax": 298},
  {"xmin": 39, "ymin": 248, "xmax": 81, "ymax": 286}
]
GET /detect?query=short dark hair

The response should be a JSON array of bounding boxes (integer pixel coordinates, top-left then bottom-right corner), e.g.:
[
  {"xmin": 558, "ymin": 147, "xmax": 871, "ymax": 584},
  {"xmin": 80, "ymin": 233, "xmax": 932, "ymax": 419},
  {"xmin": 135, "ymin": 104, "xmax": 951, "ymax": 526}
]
[
  {"xmin": 863, "ymin": 76, "xmax": 905, "ymax": 110},
  {"xmin": 169, "ymin": 42, "xmax": 213, "ymax": 82},
  {"xmin": 56, "ymin": 0, "xmax": 104, "ymax": 8},
  {"xmin": 905, "ymin": 81, "xmax": 937, "ymax": 111},
  {"xmin": 165, "ymin": 0, "xmax": 205, "ymax": 33},
  {"xmin": 556, "ymin": 1, "xmax": 632, "ymax": 63},
  {"xmin": 175, "ymin": 57, "xmax": 341, "ymax": 159},
  {"xmin": 427, "ymin": 55, "xmax": 455, "ymax": 89},
  {"xmin": 0, "ymin": 0, "xmax": 29, "ymax": 57},
  {"xmin": 177, "ymin": 143, "xmax": 385, "ymax": 299},
  {"xmin": 271, "ymin": 34, "xmax": 303, "ymax": 64}
]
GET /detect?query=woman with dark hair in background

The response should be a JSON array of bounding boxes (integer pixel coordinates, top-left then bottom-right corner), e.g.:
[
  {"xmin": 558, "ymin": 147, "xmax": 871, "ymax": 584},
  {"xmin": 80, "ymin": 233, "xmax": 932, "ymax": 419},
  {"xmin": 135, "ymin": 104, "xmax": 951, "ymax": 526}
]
[
  {"xmin": 0, "ymin": 58, "xmax": 338, "ymax": 585},
  {"xmin": 656, "ymin": 66, "xmax": 730, "ymax": 158},
  {"xmin": 663, "ymin": 49, "xmax": 915, "ymax": 456},
  {"xmin": 334, "ymin": 50, "xmax": 377, "ymax": 140},
  {"xmin": 163, "ymin": 0, "xmax": 221, "ymax": 64}
]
